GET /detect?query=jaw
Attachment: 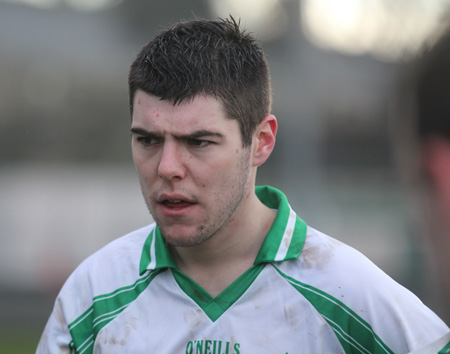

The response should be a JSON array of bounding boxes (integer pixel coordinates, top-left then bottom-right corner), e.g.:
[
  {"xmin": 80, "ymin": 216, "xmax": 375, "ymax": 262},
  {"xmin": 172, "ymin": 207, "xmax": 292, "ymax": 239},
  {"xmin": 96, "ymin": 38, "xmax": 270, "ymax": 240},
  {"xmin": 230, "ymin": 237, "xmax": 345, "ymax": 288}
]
[{"xmin": 157, "ymin": 221, "xmax": 213, "ymax": 248}]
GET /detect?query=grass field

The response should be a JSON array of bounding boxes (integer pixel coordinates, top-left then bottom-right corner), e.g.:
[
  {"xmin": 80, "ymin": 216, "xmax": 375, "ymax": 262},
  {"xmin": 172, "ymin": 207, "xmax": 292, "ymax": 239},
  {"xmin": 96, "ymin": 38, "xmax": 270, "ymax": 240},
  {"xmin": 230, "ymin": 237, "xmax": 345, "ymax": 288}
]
[
  {"xmin": 0, "ymin": 289, "xmax": 54, "ymax": 353},
  {"xmin": 0, "ymin": 328, "xmax": 40, "ymax": 354}
]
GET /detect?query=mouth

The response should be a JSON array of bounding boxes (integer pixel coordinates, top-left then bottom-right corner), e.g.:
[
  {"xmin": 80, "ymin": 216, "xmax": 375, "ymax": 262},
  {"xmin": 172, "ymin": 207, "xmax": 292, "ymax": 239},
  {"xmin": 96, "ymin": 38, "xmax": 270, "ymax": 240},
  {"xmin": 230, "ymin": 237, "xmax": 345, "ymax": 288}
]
[{"xmin": 161, "ymin": 199, "xmax": 195, "ymax": 210}]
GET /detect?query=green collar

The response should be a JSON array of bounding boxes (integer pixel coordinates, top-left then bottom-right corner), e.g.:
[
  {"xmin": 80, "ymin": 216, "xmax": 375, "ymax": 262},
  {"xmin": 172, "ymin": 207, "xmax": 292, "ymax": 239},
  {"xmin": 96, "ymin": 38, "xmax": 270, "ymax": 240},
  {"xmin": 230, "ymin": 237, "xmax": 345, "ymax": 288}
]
[{"xmin": 139, "ymin": 185, "xmax": 307, "ymax": 275}]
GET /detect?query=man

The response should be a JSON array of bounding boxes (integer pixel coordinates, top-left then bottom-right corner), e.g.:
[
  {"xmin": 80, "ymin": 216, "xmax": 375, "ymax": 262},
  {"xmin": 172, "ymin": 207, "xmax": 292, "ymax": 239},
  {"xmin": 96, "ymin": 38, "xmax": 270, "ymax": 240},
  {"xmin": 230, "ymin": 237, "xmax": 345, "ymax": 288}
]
[
  {"xmin": 37, "ymin": 17, "xmax": 448, "ymax": 353},
  {"xmin": 393, "ymin": 27, "xmax": 450, "ymax": 354}
]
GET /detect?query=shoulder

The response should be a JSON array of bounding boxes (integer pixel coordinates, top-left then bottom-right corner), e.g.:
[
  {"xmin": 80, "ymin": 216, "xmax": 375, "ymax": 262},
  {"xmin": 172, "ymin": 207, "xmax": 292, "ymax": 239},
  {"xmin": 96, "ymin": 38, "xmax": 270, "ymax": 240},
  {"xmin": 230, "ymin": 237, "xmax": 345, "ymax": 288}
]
[
  {"xmin": 278, "ymin": 226, "xmax": 405, "ymax": 309},
  {"xmin": 80, "ymin": 223, "xmax": 155, "ymax": 268},
  {"xmin": 293, "ymin": 226, "xmax": 438, "ymax": 313},
  {"xmin": 73, "ymin": 223, "xmax": 155, "ymax": 279},
  {"xmin": 295, "ymin": 227, "xmax": 427, "ymax": 313},
  {"xmin": 277, "ymin": 226, "xmax": 449, "ymax": 352},
  {"xmin": 58, "ymin": 223, "xmax": 156, "ymax": 321},
  {"xmin": 408, "ymin": 332, "xmax": 450, "ymax": 353},
  {"xmin": 36, "ymin": 224, "xmax": 157, "ymax": 352},
  {"xmin": 295, "ymin": 226, "xmax": 405, "ymax": 290}
]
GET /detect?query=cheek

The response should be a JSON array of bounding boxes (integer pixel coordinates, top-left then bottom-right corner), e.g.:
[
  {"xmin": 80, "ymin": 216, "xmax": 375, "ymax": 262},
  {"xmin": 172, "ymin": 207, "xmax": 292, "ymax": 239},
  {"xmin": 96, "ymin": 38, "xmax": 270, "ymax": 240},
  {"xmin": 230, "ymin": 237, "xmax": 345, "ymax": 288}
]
[
  {"xmin": 131, "ymin": 149, "xmax": 142, "ymax": 169},
  {"xmin": 134, "ymin": 159, "xmax": 158, "ymax": 188},
  {"xmin": 133, "ymin": 151, "xmax": 154, "ymax": 173},
  {"xmin": 201, "ymin": 156, "xmax": 242, "ymax": 185}
]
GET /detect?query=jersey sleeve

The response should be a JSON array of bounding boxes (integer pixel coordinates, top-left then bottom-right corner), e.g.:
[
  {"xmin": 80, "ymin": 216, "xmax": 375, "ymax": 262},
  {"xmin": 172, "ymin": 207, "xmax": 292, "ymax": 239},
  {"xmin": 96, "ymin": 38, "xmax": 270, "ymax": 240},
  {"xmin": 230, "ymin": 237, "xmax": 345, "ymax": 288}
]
[
  {"xmin": 407, "ymin": 332, "xmax": 450, "ymax": 354},
  {"xmin": 35, "ymin": 225, "xmax": 152, "ymax": 354},
  {"xmin": 35, "ymin": 252, "xmax": 97, "ymax": 354},
  {"xmin": 35, "ymin": 296, "xmax": 75, "ymax": 354}
]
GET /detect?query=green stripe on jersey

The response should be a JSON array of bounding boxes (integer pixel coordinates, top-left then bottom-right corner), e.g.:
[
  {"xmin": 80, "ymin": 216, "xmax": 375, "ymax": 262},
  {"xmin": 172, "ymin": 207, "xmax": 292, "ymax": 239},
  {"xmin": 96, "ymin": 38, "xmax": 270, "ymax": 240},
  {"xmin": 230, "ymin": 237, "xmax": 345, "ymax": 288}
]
[
  {"xmin": 68, "ymin": 269, "xmax": 164, "ymax": 354},
  {"xmin": 274, "ymin": 266, "xmax": 394, "ymax": 354},
  {"xmin": 139, "ymin": 227, "xmax": 176, "ymax": 274},
  {"xmin": 172, "ymin": 265, "xmax": 265, "ymax": 322},
  {"xmin": 69, "ymin": 341, "xmax": 76, "ymax": 354},
  {"xmin": 439, "ymin": 339, "xmax": 450, "ymax": 353},
  {"xmin": 254, "ymin": 186, "xmax": 306, "ymax": 264}
]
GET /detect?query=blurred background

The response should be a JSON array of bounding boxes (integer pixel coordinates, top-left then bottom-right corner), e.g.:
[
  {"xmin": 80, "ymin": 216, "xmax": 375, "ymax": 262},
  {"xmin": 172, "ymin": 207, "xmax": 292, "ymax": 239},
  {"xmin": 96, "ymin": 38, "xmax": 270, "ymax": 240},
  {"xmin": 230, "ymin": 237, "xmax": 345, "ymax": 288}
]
[{"xmin": 1, "ymin": 0, "xmax": 449, "ymax": 352}]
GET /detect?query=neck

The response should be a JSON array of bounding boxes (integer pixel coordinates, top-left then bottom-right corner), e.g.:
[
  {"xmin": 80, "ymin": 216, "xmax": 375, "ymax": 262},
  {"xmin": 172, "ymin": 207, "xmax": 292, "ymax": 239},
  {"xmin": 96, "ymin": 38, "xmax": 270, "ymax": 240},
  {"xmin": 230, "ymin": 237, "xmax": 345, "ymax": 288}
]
[{"xmin": 169, "ymin": 188, "xmax": 276, "ymax": 297}]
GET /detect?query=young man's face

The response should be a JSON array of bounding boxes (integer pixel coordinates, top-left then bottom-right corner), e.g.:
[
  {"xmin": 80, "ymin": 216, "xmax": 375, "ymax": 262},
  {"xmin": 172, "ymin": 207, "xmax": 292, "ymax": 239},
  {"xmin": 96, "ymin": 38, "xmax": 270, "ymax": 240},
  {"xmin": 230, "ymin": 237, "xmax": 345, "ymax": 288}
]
[{"xmin": 131, "ymin": 90, "xmax": 254, "ymax": 247}]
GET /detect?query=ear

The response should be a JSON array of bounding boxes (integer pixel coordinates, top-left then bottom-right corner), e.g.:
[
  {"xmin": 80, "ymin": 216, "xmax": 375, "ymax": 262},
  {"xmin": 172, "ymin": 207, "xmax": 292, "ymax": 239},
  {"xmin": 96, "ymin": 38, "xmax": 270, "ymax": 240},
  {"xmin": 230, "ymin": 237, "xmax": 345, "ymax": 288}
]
[{"xmin": 252, "ymin": 114, "xmax": 277, "ymax": 167}]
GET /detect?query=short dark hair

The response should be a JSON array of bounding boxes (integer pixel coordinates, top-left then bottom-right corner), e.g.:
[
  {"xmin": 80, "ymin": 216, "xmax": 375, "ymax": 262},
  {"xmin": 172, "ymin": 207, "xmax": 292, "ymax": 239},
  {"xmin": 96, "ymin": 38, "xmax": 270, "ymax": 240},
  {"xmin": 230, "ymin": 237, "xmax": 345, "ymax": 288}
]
[{"xmin": 128, "ymin": 17, "xmax": 272, "ymax": 146}]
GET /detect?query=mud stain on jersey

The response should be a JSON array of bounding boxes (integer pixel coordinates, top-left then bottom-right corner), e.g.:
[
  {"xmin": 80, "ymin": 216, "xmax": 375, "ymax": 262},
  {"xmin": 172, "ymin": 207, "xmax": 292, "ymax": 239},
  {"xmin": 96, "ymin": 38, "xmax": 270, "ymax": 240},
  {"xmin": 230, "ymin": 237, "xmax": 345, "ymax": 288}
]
[
  {"xmin": 300, "ymin": 234, "xmax": 341, "ymax": 270},
  {"xmin": 184, "ymin": 309, "xmax": 206, "ymax": 337},
  {"xmin": 283, "ymin": 305, "xmax": 299, "ymax": 330},
  {"xmin": 97, "ymin": 317, "xmax": 138, "ymax": 347},
  {"xmin": 284, "ymin": 227, "xmax": 294, "ymax": 248}
]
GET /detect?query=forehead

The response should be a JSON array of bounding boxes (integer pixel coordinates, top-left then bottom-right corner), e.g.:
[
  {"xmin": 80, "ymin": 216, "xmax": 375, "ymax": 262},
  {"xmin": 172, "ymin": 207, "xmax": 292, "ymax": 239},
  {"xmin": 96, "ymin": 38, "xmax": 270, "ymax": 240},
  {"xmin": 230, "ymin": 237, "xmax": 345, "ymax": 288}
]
[{"xmin": 132, "ymin": 90, "xmax": 236, "ymax": 133}]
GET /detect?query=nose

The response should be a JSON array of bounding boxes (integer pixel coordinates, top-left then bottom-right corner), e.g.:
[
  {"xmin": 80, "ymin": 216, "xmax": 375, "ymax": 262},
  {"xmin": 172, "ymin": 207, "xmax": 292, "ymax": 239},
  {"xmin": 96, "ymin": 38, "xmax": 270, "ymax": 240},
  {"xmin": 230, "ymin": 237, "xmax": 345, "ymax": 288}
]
[{"xmin": 158, "ymin": 142, "xmax": 186, "ymax": 181}]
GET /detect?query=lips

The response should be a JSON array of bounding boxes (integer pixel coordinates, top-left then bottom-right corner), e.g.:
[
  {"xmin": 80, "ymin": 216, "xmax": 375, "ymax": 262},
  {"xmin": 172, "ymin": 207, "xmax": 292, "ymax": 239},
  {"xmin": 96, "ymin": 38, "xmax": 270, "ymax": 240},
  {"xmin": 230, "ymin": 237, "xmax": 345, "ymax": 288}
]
[
  {"xmin": 162, "ymin": 199, "xmax": 194, "ymax": 209},
  {"xmin": 157, "ymin": 194, "xmax": 197, "ymax": 214}
]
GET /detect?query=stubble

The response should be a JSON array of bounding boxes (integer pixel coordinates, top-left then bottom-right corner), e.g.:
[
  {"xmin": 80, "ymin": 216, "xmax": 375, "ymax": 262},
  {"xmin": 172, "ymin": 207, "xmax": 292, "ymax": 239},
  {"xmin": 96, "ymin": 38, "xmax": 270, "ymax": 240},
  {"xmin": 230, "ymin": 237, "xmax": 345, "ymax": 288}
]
[{"xmin": 147, "ymin": 147, "xmax": 252, "ymax": 248}]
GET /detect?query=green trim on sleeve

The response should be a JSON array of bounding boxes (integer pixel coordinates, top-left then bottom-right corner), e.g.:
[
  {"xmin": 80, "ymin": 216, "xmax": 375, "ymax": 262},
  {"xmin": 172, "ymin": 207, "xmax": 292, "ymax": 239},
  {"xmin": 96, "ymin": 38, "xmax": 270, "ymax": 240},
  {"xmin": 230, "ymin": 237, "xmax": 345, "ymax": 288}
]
[
  {"xmin": 274, "ymin": 265, "xmax": 395, "ymax": 354},
  {"xmin": 439, "ymin": 339, "xmax": 450, "ymax": 354},
  {"xmin": 68, "ymin": 269, "xmax": 164, "ymax": 354},
  {"xmin": 68, "ymin": 340, "xmax": 77, "ymax": 354}
]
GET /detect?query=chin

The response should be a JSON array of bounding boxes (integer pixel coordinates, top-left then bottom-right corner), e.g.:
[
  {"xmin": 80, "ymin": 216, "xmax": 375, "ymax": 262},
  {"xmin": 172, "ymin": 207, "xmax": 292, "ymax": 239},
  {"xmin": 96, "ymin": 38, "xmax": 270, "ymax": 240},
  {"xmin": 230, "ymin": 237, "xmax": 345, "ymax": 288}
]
[
  {"xmin": 161, "ymin": 228, "xmax": 212, "ymax": 248},
  {"xmin": 164, "ymin": 236, "xmax": 204, "ymax": 248}
]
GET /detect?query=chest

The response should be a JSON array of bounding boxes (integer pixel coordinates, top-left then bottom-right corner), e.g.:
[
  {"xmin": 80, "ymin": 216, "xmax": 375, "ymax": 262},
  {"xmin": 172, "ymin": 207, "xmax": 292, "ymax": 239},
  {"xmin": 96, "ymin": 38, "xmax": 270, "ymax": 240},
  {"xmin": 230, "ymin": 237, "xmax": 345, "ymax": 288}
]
[{"xmin": 92, "ymin": 267, "xmax": 343, "ymax": 354}]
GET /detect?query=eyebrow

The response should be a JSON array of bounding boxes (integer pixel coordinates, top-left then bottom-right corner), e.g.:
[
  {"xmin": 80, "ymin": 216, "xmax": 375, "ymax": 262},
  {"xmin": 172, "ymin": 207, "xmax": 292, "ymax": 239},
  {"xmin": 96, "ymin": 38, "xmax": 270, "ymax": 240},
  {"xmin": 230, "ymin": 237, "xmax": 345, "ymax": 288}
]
[
  {"xmin": 130, "ymin": 127, "xmax": 153, "ymax": 136},
  {"xmin": 130, "ymin": 127, "xmax": 224, "ymax": 140}
]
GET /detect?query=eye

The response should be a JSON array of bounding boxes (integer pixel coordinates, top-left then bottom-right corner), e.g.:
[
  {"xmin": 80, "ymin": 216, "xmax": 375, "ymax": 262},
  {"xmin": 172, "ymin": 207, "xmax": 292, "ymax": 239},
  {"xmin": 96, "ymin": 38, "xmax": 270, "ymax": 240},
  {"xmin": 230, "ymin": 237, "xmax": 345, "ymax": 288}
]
[
  {"xmin": 189, "ymin": 139, "xmax": 210, "ymax": 148},
  {"xmin": 137, "ymin": 136, "xmax": 160, "ymax": 146}
]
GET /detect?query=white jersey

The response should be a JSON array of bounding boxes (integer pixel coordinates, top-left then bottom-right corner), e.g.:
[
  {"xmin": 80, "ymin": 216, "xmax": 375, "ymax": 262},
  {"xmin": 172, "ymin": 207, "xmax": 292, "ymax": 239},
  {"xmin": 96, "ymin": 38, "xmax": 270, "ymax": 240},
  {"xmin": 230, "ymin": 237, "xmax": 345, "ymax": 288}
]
[
  {"xmin": 37, "ymin": 186, "xmax": 449, "ymax": 354},
  {"xmin": 408, "ymin": 332, "xmax": 450, "ymax": 354}
]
